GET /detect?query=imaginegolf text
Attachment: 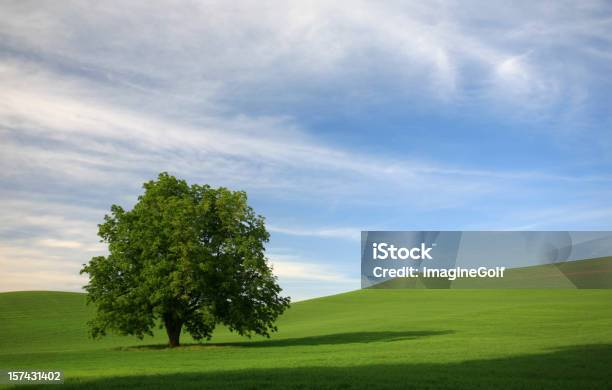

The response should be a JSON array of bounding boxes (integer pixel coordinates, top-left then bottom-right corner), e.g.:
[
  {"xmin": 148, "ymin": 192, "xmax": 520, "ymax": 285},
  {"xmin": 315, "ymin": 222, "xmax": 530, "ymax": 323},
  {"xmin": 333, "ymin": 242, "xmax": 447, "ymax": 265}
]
[{"xmin": 372, "ymin": 266, "xmax": 506, "ymax": 281}]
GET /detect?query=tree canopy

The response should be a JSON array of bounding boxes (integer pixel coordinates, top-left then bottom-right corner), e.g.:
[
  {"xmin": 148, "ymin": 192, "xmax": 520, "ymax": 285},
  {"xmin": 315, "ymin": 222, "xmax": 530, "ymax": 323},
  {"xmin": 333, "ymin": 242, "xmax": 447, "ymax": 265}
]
[{"xmin": 81, "ymin": 172, "xmax": 290, "ymax": 347}]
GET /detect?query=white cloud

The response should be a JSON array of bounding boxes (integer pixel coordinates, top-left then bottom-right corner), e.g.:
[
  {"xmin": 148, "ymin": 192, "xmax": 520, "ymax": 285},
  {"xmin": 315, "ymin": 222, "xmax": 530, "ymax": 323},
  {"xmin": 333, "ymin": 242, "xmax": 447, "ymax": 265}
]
[
  {"xmin": 37, "ymin": 239, "xmax": 83, "ymax": 249},
  {"xmin": 0, "ymin": 243, "xmax": 88, "ymax": 292},
  {"xmin": 268, "ymin": 225, "xmax": 360, "ymax": 241},
  {"xmin": 1, "ymin": 1, "xmax": 607, "ymax": 110},
  {"xmin": 1, "ymin": 0, "xmax": 611, "ymax": 298},
  {"xmin": 0, "ymin": 270, "xmax": 86, "ymax": 293},
  {"xmin": 508, "ymin": 207, "xmax": 612, "ymax": 230},
  {"xmin": 0, "ymin": 59, "xmax": 523, "ymax": 209},
  {"xmin": 269, "ymin": 254, "xmax": 358, "ymax": 285}
]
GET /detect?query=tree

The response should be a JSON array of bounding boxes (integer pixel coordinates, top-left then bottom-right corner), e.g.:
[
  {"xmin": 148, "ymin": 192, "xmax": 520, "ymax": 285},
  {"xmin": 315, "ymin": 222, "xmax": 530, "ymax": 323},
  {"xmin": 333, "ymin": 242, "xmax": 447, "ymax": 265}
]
[{"xmin": 81, "ymin": 172, "xmax": 290, "ymax": 347}]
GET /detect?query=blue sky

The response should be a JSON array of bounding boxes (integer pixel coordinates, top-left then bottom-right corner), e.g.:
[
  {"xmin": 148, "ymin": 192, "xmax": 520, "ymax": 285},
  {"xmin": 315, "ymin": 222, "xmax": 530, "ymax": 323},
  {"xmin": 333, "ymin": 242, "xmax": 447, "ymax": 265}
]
[{"xmin": 1, "ymin": 1, "xmax": 612, "ymax": 300}]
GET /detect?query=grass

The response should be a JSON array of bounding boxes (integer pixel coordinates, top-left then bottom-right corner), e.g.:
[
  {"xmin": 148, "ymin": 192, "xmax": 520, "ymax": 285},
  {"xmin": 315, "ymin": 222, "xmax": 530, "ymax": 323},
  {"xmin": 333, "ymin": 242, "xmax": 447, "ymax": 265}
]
[
  {"xmin": 1, "ymin": 289, "xmax": 611, "ymax": 389},
  {"xmin": 373, "ymin": 256, "xmax": 612, "ymax": 289}
]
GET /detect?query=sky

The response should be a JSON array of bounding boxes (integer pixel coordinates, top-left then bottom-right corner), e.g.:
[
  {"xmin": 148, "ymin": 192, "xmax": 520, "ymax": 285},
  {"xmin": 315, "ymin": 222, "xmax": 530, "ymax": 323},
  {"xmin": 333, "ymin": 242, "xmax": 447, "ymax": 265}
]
[{"xmin": 1, "ymin": 1, "xmax": 612, "ymax": 301}]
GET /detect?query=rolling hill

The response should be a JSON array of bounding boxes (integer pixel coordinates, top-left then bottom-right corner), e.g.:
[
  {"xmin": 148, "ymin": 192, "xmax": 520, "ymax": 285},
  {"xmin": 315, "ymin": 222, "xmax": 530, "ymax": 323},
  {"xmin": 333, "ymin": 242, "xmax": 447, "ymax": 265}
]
[
  {"xmin": 1, "ymin": 289, "xmax": 612, "ymax": 389},
  {"xmin": 371, "ymin": 256, "xmax": 612, "ymax": 289}
]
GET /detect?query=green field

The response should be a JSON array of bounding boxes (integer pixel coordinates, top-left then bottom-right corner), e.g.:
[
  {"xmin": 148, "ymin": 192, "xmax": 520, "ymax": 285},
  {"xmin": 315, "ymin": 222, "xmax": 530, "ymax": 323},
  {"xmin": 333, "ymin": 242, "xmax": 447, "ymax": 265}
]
[
  {"xmin": 373, "ymin": 257, "xmax": 612, "ymax": 289},
  {"xmin": 1, "ymin": 290, "xmax": 612, "ymax": 389}
]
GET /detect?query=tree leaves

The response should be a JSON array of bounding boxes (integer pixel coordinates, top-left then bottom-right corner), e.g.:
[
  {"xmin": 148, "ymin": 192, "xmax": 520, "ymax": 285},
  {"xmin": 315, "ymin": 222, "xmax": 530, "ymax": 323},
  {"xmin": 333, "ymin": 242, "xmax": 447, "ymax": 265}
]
[{"xmin": 81, "ymin": 172, "xmax": 290, "ymax": 346}]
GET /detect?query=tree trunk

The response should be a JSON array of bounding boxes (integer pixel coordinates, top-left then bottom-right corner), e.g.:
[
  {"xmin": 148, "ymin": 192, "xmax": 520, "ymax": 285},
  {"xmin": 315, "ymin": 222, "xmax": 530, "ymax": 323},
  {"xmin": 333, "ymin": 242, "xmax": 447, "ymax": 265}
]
[{"xmin": 164, "ymin": 315, "xmax": 183, "ymax": 348}]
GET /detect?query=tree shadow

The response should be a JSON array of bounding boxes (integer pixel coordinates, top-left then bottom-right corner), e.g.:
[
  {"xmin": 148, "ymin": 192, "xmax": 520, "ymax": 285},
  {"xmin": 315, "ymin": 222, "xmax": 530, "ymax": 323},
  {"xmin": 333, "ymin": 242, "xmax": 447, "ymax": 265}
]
[
  {"xmin": 50, "ymin": 344, "xmax": 612, "ymax": 389},
  {"xmin": 120, "ymin": 330, "xmax": 454, "ymax": 350}
]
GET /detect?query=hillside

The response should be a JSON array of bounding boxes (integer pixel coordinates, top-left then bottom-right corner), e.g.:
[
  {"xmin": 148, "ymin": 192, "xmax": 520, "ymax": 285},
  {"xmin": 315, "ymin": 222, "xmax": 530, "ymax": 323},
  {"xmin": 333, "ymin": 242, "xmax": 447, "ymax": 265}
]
[
  {"xmin": 371, "ymin": 256, "xmax": 612, "ymax": 289},
  {"xmin": 1, "ymin": 290, "xmax": 612, "ymax": 389}
]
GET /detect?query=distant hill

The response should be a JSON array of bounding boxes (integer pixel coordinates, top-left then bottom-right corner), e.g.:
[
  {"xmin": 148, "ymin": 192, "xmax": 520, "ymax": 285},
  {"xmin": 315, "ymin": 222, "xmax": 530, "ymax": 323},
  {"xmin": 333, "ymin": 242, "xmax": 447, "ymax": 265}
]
[{"xmin": 370, "ymin": 256, "xmax": 612, "ymax": 289}]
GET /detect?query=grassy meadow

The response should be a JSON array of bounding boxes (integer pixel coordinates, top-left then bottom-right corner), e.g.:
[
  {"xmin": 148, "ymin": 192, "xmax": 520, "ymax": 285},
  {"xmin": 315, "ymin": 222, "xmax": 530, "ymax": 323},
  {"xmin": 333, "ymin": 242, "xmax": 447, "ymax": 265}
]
[{"xmin": 1, "ymin": 289, "xmax": 611, "ymax": 389}]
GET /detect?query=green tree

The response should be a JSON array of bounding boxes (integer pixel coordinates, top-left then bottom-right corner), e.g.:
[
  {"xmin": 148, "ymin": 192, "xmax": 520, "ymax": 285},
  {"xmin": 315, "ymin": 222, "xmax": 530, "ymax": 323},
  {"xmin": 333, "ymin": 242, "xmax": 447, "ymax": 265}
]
[{"xmin": 81, "ymin": 172, "xmax": 290, "ymax": 347}]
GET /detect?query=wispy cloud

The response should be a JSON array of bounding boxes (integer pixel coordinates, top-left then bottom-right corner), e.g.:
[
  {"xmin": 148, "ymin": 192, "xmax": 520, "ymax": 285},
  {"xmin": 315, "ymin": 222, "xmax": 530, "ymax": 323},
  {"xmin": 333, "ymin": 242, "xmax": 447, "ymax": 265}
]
[
  {"xmin": 506, "ymin": 207, "xmax": 612, "ymax": 230},
  {"xmin": 1, "ymin": 1, "xmax": 611, "ymax": 298},
  {"xmin": 2, "ymin": 2, "xmax": 610, "ymax": 116},
  {"xmin": 37, "ymin": 239, "xmax": 84, "ymax": 249},
  {"xmin": 0, "ymin": 243, "xmax": 89, "ymax": 292},
  {"xmin": 268, "ymin": 226, "xmax": 360, "ymax": 241},
  {"xmin": 269, "ymin": 254, "xmax": 358, "ymax": 285},
  {"xmin": 0, "ymin": 59, "xmax": 533, "ymax": 207}
]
